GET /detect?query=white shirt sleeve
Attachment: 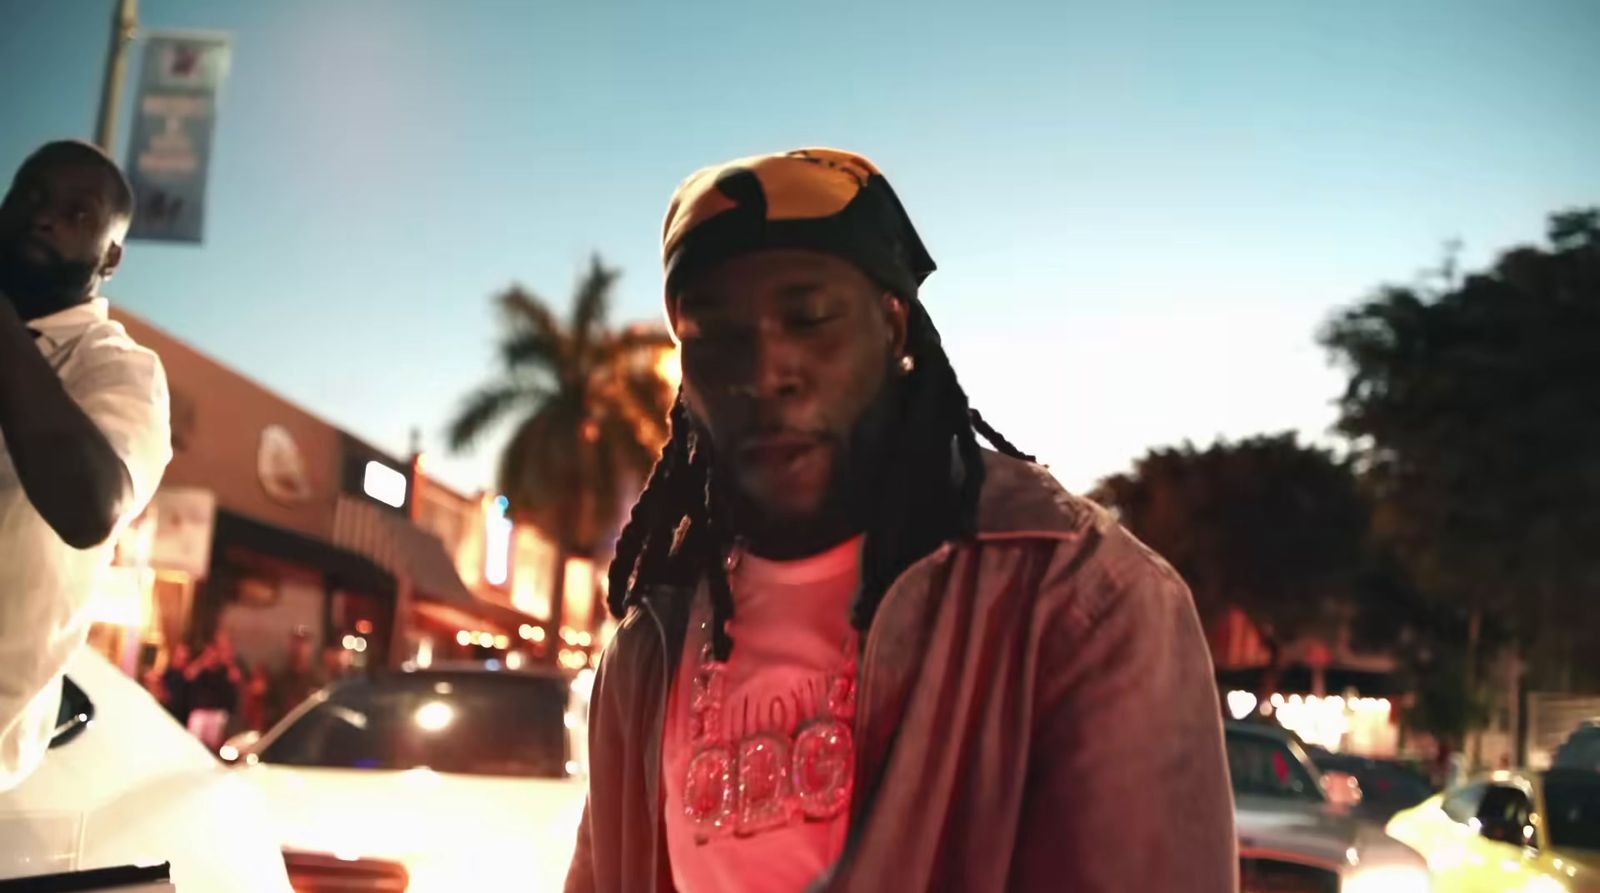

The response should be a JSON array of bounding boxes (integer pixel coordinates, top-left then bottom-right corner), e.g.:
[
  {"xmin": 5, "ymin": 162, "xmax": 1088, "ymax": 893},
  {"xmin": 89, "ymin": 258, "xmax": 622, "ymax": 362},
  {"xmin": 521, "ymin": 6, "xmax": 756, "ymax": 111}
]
[
  {"xmin": 61, "ymin": 334, "xmax": 174, "ymax": 522},
  {"xmin": 0, "ymin": 329, "xmax": 171, "ymax": 792}
]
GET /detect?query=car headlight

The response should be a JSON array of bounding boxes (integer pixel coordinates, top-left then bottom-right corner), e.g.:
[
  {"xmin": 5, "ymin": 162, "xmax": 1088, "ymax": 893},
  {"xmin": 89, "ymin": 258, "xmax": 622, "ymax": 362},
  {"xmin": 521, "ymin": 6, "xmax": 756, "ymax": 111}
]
[{"xmin": 1343, "ymin": 864, "xmax": 1432, "ymax": 893}]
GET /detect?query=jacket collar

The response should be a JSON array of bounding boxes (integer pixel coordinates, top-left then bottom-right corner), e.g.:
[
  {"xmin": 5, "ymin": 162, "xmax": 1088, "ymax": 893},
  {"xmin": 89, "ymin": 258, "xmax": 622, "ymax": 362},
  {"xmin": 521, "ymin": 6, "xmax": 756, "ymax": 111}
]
[{"xmin": 973, "ymin": 450, "xmax": 1098, "ymax": 541}]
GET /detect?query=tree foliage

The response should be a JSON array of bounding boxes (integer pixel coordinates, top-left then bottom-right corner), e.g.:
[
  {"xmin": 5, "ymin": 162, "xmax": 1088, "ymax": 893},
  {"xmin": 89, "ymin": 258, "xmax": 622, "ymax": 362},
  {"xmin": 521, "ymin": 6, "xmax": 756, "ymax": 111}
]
[
  {"xmin": 1093, "ymin": 432, "xmax": 1370, "ymax": 651},
  {"xmin": 449, "ymin": 256, "xmax": 674, "ymax": 620},
  {"xmin": 1320, "ymin": 209, "xmax": 1600, "ymax": 688}
]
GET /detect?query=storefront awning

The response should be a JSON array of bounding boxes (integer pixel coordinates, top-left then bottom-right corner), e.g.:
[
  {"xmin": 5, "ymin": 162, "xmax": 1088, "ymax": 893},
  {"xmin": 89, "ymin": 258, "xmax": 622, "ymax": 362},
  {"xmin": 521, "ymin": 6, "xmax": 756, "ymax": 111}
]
[
  {"xmin": 333, "ymin": 495, "xmax": 473, "ymax": 603},
  {"xmin": 410, "ymin": 598, "xmax": 542, "ymax": 638},
  {"xmin": 213, "ymin": 508, "xmax": 392, "ymax": 594},
  {"xmin": 331, "ymin": 495, "xmax": 542, "ymax": 631}
]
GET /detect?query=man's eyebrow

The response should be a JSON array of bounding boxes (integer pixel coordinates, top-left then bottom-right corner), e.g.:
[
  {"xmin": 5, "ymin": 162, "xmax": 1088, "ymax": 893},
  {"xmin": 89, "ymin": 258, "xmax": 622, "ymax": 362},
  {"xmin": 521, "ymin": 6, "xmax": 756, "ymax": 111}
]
[
  {"xmin": 675, "ymin": 289, "xmax": 723, "ymax": 315},
  {"xmin": 71, "ymin": 187, "xmax": 109, "ymax": 211},
  {"xmin": 677, "ymin": 279, "xmax": 829, "ymax": 315},
  {"xmin": 774, "ymin": 281, "xmax": 827, "ymax": 302}
]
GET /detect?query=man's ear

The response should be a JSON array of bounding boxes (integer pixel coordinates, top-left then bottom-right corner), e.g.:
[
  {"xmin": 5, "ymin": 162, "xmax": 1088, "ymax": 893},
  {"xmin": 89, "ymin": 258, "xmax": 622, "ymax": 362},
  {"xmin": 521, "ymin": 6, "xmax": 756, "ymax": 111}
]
[
  {"xmin": 99, "ymin": 240, "xmax": 124, "ymax": 282},
  {"xmin": 882, "ymin": 292, "xmax": 910, "ymax": 358}
]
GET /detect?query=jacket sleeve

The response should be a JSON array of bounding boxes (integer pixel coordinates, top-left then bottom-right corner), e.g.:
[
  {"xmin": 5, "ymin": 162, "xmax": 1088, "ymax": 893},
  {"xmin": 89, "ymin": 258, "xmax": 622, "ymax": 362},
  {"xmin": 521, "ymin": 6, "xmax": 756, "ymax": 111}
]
[
  {"xmin": 566, "ymin": 630, "xmax": 620, "ymax": 893},
  {"xmin": 564, "ymin": 798, "xmax": 596, "ymax": 893},
  {"xmin": 564, "ymin": 634, "xmax": 615, "ymax": 893},
  {"xmin": 1009, "ymin": 532, "xmax": 1237, "ymax": 892}
]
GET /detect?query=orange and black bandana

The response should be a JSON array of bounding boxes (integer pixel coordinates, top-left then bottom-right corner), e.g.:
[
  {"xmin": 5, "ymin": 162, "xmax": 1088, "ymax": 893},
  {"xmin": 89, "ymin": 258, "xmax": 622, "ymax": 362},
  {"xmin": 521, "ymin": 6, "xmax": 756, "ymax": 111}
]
[{"xmin": 661, "ymin": 148, "xmax": 936, "ymax": 310}]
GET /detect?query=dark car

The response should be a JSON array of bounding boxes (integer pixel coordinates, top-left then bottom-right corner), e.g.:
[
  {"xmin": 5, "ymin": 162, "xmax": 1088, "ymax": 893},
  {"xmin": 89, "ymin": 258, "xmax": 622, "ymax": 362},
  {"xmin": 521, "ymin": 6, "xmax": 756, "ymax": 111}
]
[
  {"xmin": 1554, "ymin": 721, "xmax": 1600, "ymax": 771},
  {"xmin": 1308, "ymin": 750, "xmax": 1435, "ymax": 823},
  {"xmin": 220, "ymin": 663, "xmax": 588, "ymax": 889}
]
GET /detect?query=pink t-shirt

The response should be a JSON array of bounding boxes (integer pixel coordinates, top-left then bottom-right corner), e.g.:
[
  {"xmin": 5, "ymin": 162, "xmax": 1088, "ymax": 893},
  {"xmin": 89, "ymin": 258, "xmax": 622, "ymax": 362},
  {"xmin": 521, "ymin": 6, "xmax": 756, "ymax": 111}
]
[{"xmin": 662, "ymin": 537, "xmax": 863, "ymax": 893}]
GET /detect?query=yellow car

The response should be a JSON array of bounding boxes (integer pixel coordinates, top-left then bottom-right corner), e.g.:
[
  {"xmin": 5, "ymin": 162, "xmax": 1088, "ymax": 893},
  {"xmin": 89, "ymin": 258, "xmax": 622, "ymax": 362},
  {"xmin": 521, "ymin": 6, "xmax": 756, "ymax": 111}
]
[{"xmin": 1386, "ymin": 769, "xmax": 1600, "ymax": 892}]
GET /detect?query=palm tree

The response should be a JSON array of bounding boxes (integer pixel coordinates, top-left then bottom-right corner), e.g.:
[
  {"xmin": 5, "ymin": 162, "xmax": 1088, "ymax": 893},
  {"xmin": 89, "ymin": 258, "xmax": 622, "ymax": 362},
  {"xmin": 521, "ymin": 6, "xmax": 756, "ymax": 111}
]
[{"xmin": 448, "ymin": 255, "xmax": 674, "ymax": 634}]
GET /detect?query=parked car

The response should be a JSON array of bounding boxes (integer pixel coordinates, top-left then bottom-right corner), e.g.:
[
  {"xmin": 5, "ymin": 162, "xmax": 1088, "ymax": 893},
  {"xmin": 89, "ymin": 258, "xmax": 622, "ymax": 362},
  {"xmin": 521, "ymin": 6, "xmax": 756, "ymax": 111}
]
[
  {"xmin": 0, "ymin": 648, "xmax": 291, "ymax": 890},
  {"xmin": 1554, "ymin": 722, "xmax": 1600, "ymax": 772},
  {"xmin": 1386, "ymin": 768, "xmax": 1600, "ymax": 892},
  {"xmin": 223, "ymin": 662, "xmax": 587, "ymax": 892},
  {"xmin": 1226, "ymin": 720, "xmax": 1433, "ymax": 892},
  {"xmin": 1310, "ymin": 750, "xmax": 1437, "ymax": 824}
]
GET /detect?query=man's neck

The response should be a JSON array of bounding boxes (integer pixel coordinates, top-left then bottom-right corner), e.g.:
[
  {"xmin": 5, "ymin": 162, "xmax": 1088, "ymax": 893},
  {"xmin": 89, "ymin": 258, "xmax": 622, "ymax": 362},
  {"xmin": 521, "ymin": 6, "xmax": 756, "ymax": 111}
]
[
  {"xmin": 1, "ymin": 289, "xmax": 94, "ymax": 323},
  {"xmin": 739, "ymin": 512, "xmax": 863, "ymax": 562}
]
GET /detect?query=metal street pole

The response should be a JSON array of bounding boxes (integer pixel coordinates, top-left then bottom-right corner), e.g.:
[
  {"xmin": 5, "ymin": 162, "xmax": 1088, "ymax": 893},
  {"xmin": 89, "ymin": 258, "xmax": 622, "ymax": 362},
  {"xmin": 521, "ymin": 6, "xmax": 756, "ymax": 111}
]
[{"xmin": 94, "ymin": 0, "xmax": 140, "ymax": 154}]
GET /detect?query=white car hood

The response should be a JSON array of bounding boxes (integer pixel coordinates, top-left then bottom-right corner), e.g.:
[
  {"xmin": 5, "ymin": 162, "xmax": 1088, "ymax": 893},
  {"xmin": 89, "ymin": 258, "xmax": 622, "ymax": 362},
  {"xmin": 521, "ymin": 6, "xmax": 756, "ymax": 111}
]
[
  {"xmin": 244, "ymin": 762, "xmax": 585, "ymax": 889},
  {"xmin": 0, "ymin": 651, "xmax": 290, "ymax": 891}
]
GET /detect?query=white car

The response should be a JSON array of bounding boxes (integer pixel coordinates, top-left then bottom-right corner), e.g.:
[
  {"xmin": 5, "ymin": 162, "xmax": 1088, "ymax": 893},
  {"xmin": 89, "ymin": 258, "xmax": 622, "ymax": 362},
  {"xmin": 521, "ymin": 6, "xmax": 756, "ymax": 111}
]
[
  {"xmin": 1227, "ymin": 720, "xmax": 1434, "ymax": 892},
  {"xmin": 224, "ymin": 663, "xmax": 588, "ymax": 892},
  {"xmin": 0, "ymin": 648, "xmax": 292, "ymax": 891}
]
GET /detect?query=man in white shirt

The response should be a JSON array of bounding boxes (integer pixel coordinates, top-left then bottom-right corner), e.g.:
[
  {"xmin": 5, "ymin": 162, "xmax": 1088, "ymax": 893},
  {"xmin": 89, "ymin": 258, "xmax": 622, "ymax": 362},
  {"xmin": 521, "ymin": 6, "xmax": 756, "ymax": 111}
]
[{"xmin": 0, "ymin": 141, "xmax": 172, "ymax": 791}]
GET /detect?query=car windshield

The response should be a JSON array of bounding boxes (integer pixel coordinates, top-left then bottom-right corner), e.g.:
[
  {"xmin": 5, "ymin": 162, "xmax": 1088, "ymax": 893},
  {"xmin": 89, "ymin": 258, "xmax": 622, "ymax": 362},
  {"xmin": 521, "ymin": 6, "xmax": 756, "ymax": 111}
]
[
  {"xmin": 1544, "ymin": 771, "xmax": 1600, "ymax": 853},
  {"xmin": 1312, "ymin": 755, "xmax": 1433, "ymax": 812},
  {"xmin": 1227, "ymin": 728, "xmax": 1325, "ymax": 803},
  {"xmin": 1555, "ymin": 730, "xmax": 1600, "ymax": 771},
  {"xmin": 259, "ymin": 672, "xmax": 569, "ymax": 778}
]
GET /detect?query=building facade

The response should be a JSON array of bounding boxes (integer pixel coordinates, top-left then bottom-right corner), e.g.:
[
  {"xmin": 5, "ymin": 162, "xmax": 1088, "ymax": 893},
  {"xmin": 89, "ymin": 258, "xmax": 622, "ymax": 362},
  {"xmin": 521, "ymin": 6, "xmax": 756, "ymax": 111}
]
[
  {"xmin": 86, "ymin": 310, "xmax": 591, "ymax": 690},
  {"xmin": 410, "ymin": 460, "xmax": 608, "ymax": 672}
]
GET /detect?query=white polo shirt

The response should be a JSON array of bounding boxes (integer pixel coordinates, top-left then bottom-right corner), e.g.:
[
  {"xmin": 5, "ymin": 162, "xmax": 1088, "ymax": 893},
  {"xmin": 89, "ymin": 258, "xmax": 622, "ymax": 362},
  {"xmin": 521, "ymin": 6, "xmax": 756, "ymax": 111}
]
[{"xmin": 0, "ymin": 298, "xmax": 171, "ymax": 791}]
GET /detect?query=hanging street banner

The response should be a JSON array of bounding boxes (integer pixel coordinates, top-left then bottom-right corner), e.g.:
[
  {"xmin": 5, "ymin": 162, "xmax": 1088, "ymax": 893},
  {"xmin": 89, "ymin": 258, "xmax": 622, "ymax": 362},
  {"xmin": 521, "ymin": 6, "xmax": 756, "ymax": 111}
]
[{"xmin": 124, "ymin": 32, "xmax": 232, "ymax": 243}]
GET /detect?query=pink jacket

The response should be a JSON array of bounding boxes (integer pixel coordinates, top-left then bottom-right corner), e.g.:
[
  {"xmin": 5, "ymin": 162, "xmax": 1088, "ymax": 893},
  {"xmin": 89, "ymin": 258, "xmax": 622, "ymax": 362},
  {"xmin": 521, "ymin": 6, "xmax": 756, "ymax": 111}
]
[{"xmin": 566, "ymin": 452, "xmax": 1237, "ymax": 892}]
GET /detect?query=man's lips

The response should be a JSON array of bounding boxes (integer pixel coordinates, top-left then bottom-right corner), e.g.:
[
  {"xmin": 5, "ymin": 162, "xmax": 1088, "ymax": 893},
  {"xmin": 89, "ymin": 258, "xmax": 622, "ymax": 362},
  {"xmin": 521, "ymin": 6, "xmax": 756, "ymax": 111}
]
[{"xmin": 737, "ymin": 433, "xmax": 826, "ymax": 468}]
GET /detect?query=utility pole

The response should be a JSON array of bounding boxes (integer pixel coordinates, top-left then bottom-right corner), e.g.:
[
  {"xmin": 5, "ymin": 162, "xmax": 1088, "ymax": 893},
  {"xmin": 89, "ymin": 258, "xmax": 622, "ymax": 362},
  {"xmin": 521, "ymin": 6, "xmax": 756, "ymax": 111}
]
[{"xmin": 95, "ymin": 0, "xmax": 140, "ymax": 154}]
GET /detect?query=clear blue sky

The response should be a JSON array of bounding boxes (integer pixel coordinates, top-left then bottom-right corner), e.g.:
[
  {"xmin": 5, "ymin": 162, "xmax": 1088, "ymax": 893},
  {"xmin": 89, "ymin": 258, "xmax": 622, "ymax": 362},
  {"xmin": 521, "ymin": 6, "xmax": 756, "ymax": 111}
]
[{"xmin": 3, "ymin": 0, "xmax": 1596, "ymax": 494}]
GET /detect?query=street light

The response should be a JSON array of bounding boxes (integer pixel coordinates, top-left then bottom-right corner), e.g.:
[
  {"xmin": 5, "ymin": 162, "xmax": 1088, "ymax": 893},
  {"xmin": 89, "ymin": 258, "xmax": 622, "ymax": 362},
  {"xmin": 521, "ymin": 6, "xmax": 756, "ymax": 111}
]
[{"xmin": 96, "ymin": 0, "xmax": 140, "ymax": 153}]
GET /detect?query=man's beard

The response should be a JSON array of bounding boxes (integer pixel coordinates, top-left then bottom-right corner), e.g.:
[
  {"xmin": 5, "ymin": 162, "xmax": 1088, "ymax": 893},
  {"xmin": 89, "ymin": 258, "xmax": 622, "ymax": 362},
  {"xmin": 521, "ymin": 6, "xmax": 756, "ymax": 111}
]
[
  {"xmin": 0, "ymin": 238, "xmax": 99, "ymax": 320},
  {"xmin": 717, "ymin": 378, "xmax": 903, "ymax": 553}
]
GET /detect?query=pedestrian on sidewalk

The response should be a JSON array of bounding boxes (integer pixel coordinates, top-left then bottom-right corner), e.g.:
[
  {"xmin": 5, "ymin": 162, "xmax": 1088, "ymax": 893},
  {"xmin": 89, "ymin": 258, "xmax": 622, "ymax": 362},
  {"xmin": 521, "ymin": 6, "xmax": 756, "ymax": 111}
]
[
  {"xmin": 159, "ymin": 642, "xmax": 194, "ymax": 725},
  {"xmin": 186, "ymin": 632, "xmax": 242, "ymax": 750},
  {"xmin": 268, "ymin": 632, "xmax": 324, "ymax": 727},
  {"xmin": 565, "ymin": 149, "xmax": 1235, "ymax": 893},
  {"xmin": 240, "ymin": 663, "xmax": 271, "ymax": 734}
]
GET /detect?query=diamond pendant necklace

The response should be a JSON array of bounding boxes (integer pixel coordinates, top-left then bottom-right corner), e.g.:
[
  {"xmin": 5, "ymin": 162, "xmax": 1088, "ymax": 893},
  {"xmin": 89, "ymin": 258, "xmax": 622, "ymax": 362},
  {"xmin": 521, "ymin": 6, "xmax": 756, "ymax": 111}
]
[{"xmin": 680, "ymin": 543, "xmax": 858, "ymax": 842}]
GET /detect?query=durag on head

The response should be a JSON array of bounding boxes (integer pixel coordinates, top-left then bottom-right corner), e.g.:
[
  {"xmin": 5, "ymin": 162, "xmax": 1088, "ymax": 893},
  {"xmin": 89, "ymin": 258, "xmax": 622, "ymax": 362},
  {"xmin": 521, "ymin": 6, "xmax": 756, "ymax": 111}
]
[{"xmin": 660, "ymin": 148, "xmax": 936, "ymax": 321}]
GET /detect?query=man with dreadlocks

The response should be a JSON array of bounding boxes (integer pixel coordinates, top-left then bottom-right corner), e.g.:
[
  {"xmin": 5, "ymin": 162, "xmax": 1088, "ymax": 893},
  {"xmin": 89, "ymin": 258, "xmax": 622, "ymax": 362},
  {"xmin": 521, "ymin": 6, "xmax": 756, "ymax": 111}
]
[{"xmin": 565, "ymin": 149, "xmax": 1235, "ymax": 893}]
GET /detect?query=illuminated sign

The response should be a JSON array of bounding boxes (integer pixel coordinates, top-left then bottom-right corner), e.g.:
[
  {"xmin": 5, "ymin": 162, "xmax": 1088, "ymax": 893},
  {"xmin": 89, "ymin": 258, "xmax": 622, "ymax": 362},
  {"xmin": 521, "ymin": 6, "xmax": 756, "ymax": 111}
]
[
  {"xmin": 485, "ymin": 496, "xmax": 512, "ymax": 586},
  {"xmin": 362, "ymin": 461, "xmax": 408, "ymax": 509}
]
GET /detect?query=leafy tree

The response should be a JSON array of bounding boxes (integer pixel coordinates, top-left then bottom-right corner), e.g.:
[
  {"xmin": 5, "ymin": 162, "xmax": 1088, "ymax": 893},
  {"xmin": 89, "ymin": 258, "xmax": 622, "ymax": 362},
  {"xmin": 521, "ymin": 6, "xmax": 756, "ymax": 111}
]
[
  {"xmin": 1321, "ymin": 209, "xmax": 1600, "ymax": 691},
  {"xmin": 449, "ymin": 256, "xmax": 674, "ymax": 630},
  {"xmin": 1093, "ymin": 432, "xmax": 1370, "ymax": 670},
  {"xmin": 1406, "ymin": 647, "xmax": 1492, "ymax": 762},
  {"xmin": 1349, "ymin": 551, "xmax": 1501, "ymax": 756}
]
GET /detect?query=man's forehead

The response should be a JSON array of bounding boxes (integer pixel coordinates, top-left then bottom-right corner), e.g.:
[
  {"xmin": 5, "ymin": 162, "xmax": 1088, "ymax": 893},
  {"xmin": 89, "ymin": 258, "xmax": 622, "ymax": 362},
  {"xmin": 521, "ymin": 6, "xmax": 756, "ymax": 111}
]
[
  {"xmin": 14, "ymin": 159, "xmax": 113, "ymax": 200},
  {"xmin": 676, "ymin": 251, "xmax": 871, "ymax": 312}
]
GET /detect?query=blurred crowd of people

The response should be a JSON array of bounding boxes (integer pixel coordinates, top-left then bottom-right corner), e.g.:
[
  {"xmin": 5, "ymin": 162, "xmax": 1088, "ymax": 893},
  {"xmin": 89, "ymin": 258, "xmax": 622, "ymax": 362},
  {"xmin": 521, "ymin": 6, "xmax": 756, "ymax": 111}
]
[{"xmin": 145, "ymin": 631, "xmax": 345, "ymax": 751}]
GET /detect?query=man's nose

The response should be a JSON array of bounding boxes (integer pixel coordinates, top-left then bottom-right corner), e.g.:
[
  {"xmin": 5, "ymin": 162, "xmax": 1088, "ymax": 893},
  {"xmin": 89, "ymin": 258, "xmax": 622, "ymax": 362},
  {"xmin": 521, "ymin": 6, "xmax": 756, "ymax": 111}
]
[
  {"xmin": 28, "ymin": 203, "xmax": 59, "ymax": 236},
  {"xmin": 748, "ymin": 330, "xmax": 803, "ymax": 400}
]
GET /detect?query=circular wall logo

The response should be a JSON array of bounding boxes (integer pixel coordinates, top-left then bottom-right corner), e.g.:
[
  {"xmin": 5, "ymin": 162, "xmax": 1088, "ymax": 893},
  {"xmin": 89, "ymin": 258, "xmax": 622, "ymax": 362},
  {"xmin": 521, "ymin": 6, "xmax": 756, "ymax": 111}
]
[{"xmin": 258, "ymin": 424, "xmax": 313, "ymax": 505}]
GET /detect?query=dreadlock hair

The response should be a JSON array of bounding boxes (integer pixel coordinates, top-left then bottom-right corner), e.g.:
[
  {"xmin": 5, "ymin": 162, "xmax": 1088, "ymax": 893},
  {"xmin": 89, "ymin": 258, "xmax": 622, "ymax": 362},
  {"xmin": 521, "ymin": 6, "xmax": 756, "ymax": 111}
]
[{"xmin": 606, "ymin": 299, "xmax": 1033, "ymax": 661}]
